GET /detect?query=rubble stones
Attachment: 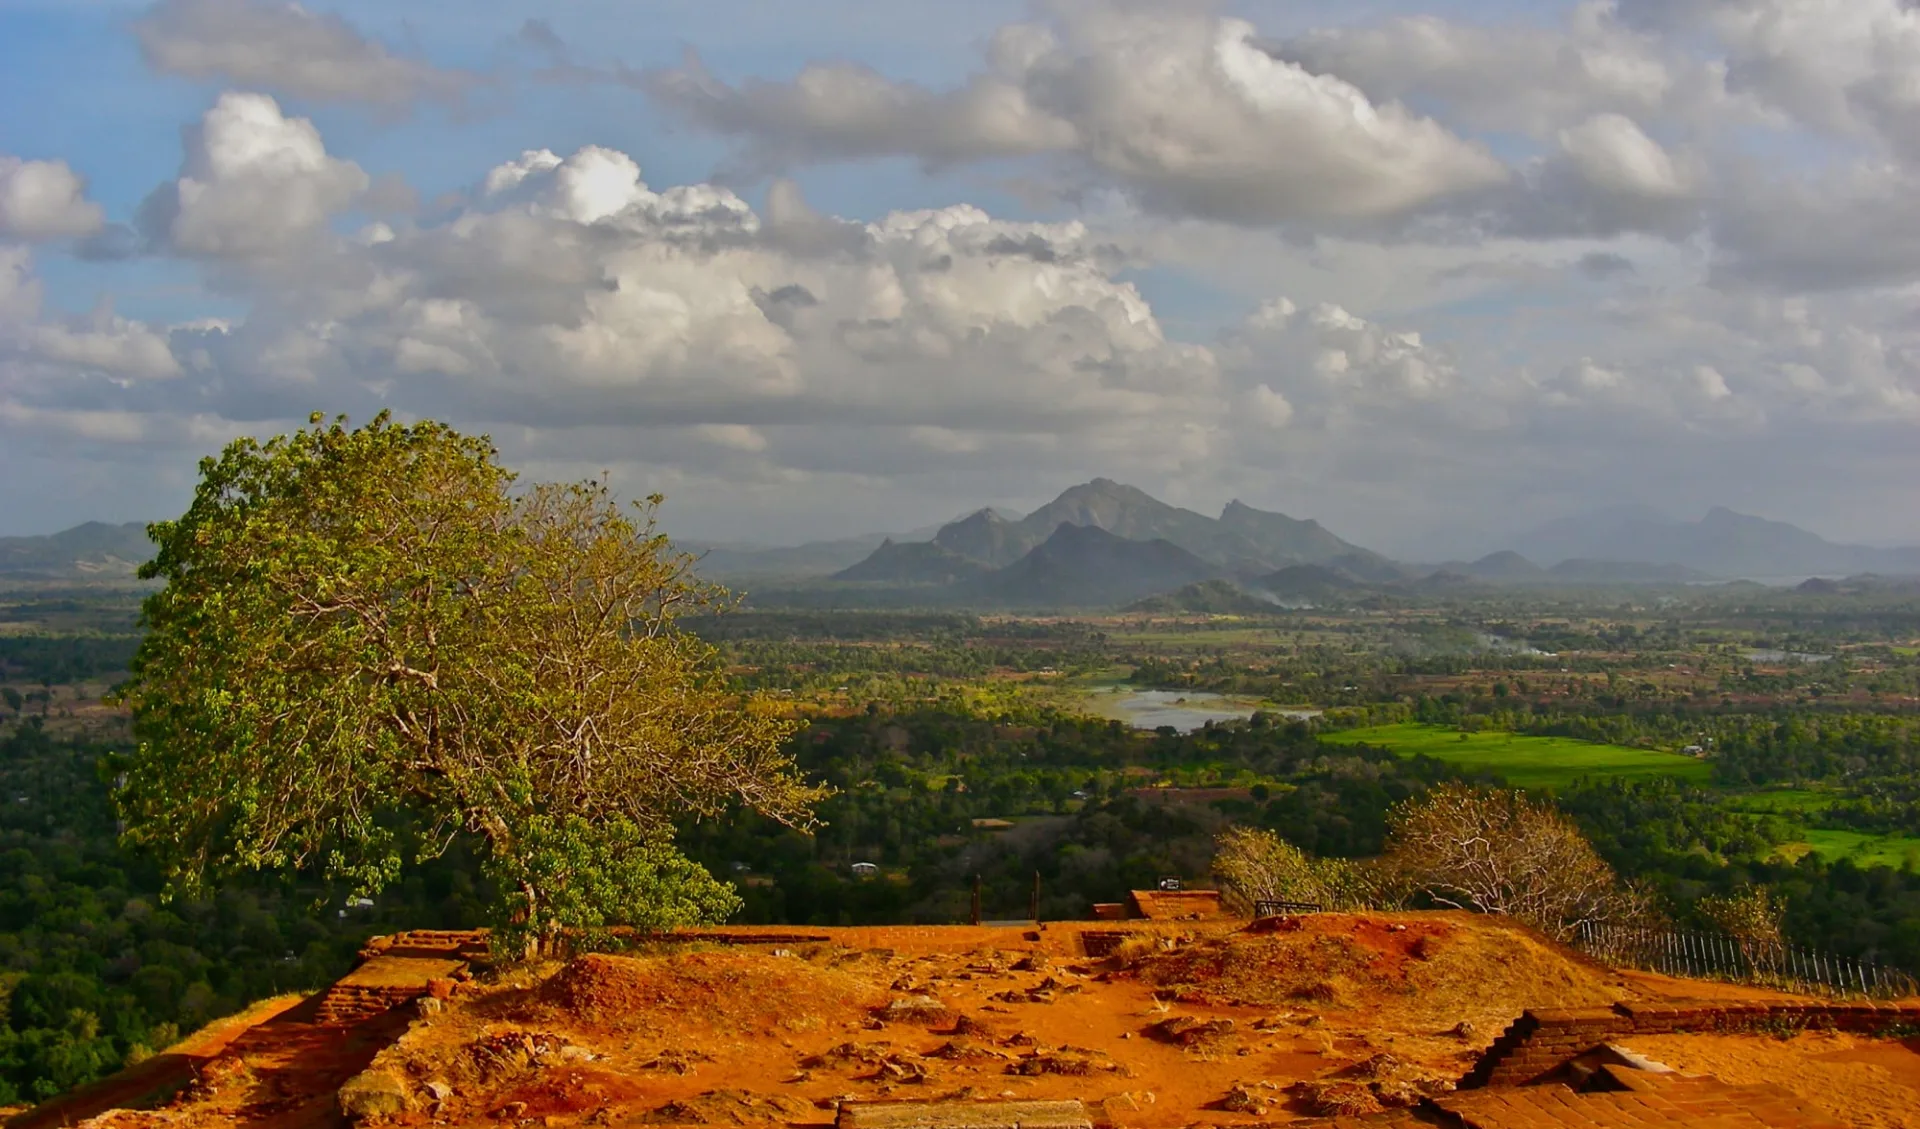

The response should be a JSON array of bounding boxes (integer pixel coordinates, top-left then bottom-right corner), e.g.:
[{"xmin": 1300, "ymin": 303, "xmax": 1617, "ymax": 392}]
[
  {"xmin": 337, "ymin": 1069, "xmax": 412, "ymax": 1121},
  {"xmin": 1146, "ymin": 1016, "xmax": 1236, "ymax": 1047}
]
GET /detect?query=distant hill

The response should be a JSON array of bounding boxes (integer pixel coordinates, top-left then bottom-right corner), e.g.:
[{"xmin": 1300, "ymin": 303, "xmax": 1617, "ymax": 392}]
[
  {"xmin": 1416, "ymin": 569, "xmax": 1477, "ymax": 591},
  {"xmin": 930, "ymin": 509, "xmax": 1029, "ymax": 568},
  {"xmin": 1250, "ymin": 563, "xmax": 1372, "ymax": 603},
  {"xmin": 1219, "ymin": 501, "xmax": 1393, "ymax": 573},
  {"xmin": 1547, "ymin": 559, "xmax": 1714, "ymax": 584},
  {"xmin": 1512, "ymin": 507, "xmax": 1920, "ymax": 579},
  {"xmin": 1794, "ymin": 574, "xmax": 1920, "ymax": 596},
  {"xmin": 1125, "ymin": 579, "xmax": 1281, "ymax": 615},
  {"xmin": 685, "ymin": 535, "xmax": 891, "ymax": 579},
  {"xmin": 1463, "ymin": 551, "xmax": 1547, "ymax": 581},
  {"xmin": 968, "ymin": 524, "xmax": 1222, "ymax": 607},
  {"xmin": 0, "ymin": 522, "xmax": 153, "ymax": 578},
  {"xmin": 831, "ymin": 539, "xmax": 989, "ymax": 585},
  {"xmin": 849, "ymin": 479, "xmax": 1383, "ymax": 578}
]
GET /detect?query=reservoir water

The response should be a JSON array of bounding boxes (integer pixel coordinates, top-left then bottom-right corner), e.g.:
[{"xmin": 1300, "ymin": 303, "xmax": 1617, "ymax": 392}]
[{"xmin": 1090, "ymin": 689, "xmax": 1322, "ymax": 732}]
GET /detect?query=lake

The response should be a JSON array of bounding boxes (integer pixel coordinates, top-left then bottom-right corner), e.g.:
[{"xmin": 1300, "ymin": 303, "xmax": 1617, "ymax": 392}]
[{"xmin": 1088, "ymin": 689, "xmax": 1321, "ymax": 732}]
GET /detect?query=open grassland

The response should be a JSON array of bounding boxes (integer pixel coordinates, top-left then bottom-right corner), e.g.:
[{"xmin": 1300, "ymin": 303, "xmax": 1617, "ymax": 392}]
[
  {"xmin": 1775, "ymin": 828, "xmax": 1920, "ymax": 869},
  {"xmin": 1321, "ymin": 723, "xmax": 1715, "ymax": 789}
]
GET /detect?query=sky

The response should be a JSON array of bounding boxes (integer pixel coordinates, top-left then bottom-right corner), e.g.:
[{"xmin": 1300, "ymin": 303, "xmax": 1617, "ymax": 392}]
[{"xmin": 2, "ymin": 0, "xmax": 1919, "ymax": 558}]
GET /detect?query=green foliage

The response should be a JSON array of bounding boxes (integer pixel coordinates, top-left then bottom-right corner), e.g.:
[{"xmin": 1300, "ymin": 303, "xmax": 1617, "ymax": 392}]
[
  {"xmin": 0, "ymin": 725, "xmax": 466, "ymax": 1105},
  {"xmin": 1211, "ymin": 827, "xmax": 1381, "ymax": 912},
  {"xmin": 113, "ymin": 412, "xmax": 820, "ymax": 943},
  {"xmin": 484, "ymin": 816, "xmax": 741, "ymax": 954}
]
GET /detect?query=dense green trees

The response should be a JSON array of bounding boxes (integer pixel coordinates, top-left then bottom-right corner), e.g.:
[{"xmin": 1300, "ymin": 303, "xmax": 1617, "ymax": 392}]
[
  {"xmin": 115, "ymin": 414, "xmax": 820, "ymax": 949},
  {"xmin": 0, "ymin": 724, "xmax": 480, "ymax": 1105}
]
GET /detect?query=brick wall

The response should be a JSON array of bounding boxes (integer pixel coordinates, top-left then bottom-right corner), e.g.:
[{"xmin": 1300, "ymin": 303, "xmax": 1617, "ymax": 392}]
[{"xmin": 1461, "ymin": 999, "xmax": 1920, "ymax": 1088}]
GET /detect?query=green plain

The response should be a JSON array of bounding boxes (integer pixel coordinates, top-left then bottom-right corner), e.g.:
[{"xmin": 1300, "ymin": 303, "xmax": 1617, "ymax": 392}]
[
  {"xmin": 1320, "ymin": 723, "xmax": 1715, "ymax": 789},
  {"xmin": 1779, "ymin": 828, "xmax": 1920, "ymax": 869}
]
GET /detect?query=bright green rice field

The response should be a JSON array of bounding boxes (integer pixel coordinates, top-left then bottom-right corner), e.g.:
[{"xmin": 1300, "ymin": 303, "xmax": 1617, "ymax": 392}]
[
  {"xmin": 1322, "ymin": 726, "xmax": 1917, "ymax": 866},
  {"xmin": 1320, "ymin": 723, "xmax": 1715, "ymax": 789},
  {"xmin": 1776, "ymin": 829, "xmax": 1920, "ymax": 869}
]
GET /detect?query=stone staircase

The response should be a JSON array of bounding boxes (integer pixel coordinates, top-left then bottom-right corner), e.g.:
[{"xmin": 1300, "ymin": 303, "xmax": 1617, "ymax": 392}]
[{"xmin": 313, "ymin": 982, "xmax": 433, "ymax": 1026}]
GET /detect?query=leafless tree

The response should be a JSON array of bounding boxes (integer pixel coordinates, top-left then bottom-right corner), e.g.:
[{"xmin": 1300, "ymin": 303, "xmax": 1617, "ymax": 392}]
[{"xmin": 1384, "ymin": 784, "xmax": 1655, "ymax": 941}]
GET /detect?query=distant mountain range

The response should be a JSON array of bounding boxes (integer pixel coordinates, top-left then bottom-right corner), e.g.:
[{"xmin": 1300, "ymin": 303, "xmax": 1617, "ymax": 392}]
[
  {"xmin": 1505, "ymin": 506, "xmax": 1920, "ymax": 579},
  {"xmin": 0, "ymin": 522, "xmax": 152, "ymax": 579},
  {"xmin": 826, "ymin": 479, "xmax": 1397, "ymax": 606},
  {"xmin": 13, "ymin": 487, "xmax": 1920, "ymax": 604}
]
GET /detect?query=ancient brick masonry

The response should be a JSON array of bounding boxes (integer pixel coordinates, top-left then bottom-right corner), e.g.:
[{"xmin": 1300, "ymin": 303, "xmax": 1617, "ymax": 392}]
[
  {"xmin": 1461, "ymin": 999, "xmax": 1920, "ymax": 1088},
  {"xmin": 312, "ymin": 929, "xmax": 487, "ymax": 1025}
]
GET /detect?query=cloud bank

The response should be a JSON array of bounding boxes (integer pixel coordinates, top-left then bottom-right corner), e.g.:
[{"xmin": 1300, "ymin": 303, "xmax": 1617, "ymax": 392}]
[{"xmin": 2, "ymin": 0, "xmax": 1919, "ymax": 549}]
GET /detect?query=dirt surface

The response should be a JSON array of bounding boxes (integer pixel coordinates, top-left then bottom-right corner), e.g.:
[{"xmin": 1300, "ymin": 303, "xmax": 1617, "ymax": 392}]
[
  {"xmin": 29, "ymin": 915, "xmax": 1920, "ymax": 1129},
  {"xmin": 1623, "ymin": 1030, "xmax": 1920, "ymax": 1129},
  {"xmin": 294, "ymin": 915, "xmax": 1628, "ymax": 1129}
]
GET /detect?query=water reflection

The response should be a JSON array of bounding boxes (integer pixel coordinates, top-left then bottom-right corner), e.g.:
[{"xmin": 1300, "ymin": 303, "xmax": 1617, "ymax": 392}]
[{"xmin": 1091, "ymin": 689, "xmax": 1322, "ymax": 732}]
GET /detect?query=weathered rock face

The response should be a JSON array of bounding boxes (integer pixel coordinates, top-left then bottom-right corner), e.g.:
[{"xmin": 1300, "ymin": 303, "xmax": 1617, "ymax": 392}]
[{"xmin": 337, "ymin": 1068, "xmax": 412, "ymax": 1121}]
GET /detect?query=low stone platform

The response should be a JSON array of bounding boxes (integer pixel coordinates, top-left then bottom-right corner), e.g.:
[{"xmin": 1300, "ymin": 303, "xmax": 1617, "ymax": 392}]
[
  {"xmin": 1463, "ymin": 998, "xmax": 1920, "ymax": 1087},
  {"xmin": 837, "ymin": 1099, "xmax": 1093, "ymax": 1129}
]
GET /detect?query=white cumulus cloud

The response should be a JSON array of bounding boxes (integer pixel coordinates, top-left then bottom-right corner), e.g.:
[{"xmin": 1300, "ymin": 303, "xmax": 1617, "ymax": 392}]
[
  {"xmin": 139, "ymin": 92, "xmax": 370, "ymax": 259},
  {"xmin": 0, "ymin": 157, "xmax": 105, "ymax": 241},
  {"xmin": 645, "ymin": 3, "xmax": 1505, "ymax": 224}
]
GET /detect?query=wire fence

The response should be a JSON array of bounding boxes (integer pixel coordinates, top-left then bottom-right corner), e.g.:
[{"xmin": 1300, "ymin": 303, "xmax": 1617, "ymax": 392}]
[{"xmin": 1572, "ymin": 921, "xmax": 1920, "ymax": 1000}]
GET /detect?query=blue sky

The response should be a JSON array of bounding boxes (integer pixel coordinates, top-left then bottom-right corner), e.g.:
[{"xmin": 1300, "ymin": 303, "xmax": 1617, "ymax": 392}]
[{"xmin": 2, "ymin": 0, "xmax": 1919, "ymax": 554}]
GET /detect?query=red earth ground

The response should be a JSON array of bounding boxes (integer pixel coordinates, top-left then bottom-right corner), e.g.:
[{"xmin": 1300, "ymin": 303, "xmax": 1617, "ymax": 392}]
[{"xmin": 20, "ymin": 915, "xmax": 1920, "ymax": 1129}]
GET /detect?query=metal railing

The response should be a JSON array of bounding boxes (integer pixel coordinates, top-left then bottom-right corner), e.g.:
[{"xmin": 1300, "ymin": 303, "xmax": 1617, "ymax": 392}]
[{"xmin": 1573, "ymin": 921, "xmax": 1920, "ymax": 999}]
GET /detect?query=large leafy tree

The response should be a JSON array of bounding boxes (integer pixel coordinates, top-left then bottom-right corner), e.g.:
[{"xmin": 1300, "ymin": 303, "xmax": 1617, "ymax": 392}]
[{"xmin": 114, "ymin": 413, "xmax": 824, "ymax": 950}]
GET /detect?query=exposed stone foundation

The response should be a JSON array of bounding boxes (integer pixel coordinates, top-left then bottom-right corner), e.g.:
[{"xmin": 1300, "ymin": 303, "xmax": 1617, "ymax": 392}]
[{"xmin": 1462, "ymin": 999, "xmax": 1920, "ymax": 1088}]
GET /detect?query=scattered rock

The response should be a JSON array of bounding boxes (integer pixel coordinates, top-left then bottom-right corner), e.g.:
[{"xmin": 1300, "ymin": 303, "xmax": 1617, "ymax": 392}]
[
  {"xmin": 880, "ymin": 996, "xmax": 958, "ymax": 1025},
  {"xmin": 1217, "ymin": 1084, "xmax": 1270, "ymax": 1115},
  {"xmin": 467, "ymin": 1031, "xmax": 574, "ymax": 1079},
  {"xmin": 929, "ymin": 1038, "xmax": 1012, "ymax": 1063},
  {"xmin": 644, "ymin": 1091, "xmax": 813, "ymax": 1125},
  {"xmin": 1146, "ymin": 1016, "xmax": 1236, "ymax": 1047},
  {"xmin": 1011, "ymin": 954, "xmax": 1050, "ymax": 972},
  {"xmin": 492, "ymin": 1101, "xmax": 529, "ymax": 1122},
  {"xmin": 1449, "ymin": 1020, "xmax": 1476, "ymax": 1040},
  {"xmin": 1345, "ymin": 1053, "xmax": 1402, "ymax": 1079},
  {"xmin": 801, "ymin": 1042, "xmax": 900, "ymax": 1070},
  {"xmin": 338, "ymin": 1070, "xmax": 412, "ymax": 1121},
  {"xmin": 951, "ymin": 1014, "xmax": 996, "ymax": 1037},
  {"xmin": 991, "ymin": 977, "xmax": 1079, "ymax": 1005},
  {"xmin": 1011, "ymin": 1051, "xmax": 1125, "ymax": 1077},
  {"xmin": 641, "ymin": 1048, "xmax": 714, "ymax": 1075},
  {"xmin": 1289, "ymin": 1081, "xmax": 1382, "ymax": 1118},
  {"xmin": 876, "ymin": 1057, "xmax": 930, "ymax": 1084}
]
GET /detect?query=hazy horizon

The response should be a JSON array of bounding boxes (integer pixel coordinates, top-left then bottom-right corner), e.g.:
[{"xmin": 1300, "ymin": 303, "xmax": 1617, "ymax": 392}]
[{"xmin": 5, "ymin": 0, "xmax": 1920, "ymax": 552}]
